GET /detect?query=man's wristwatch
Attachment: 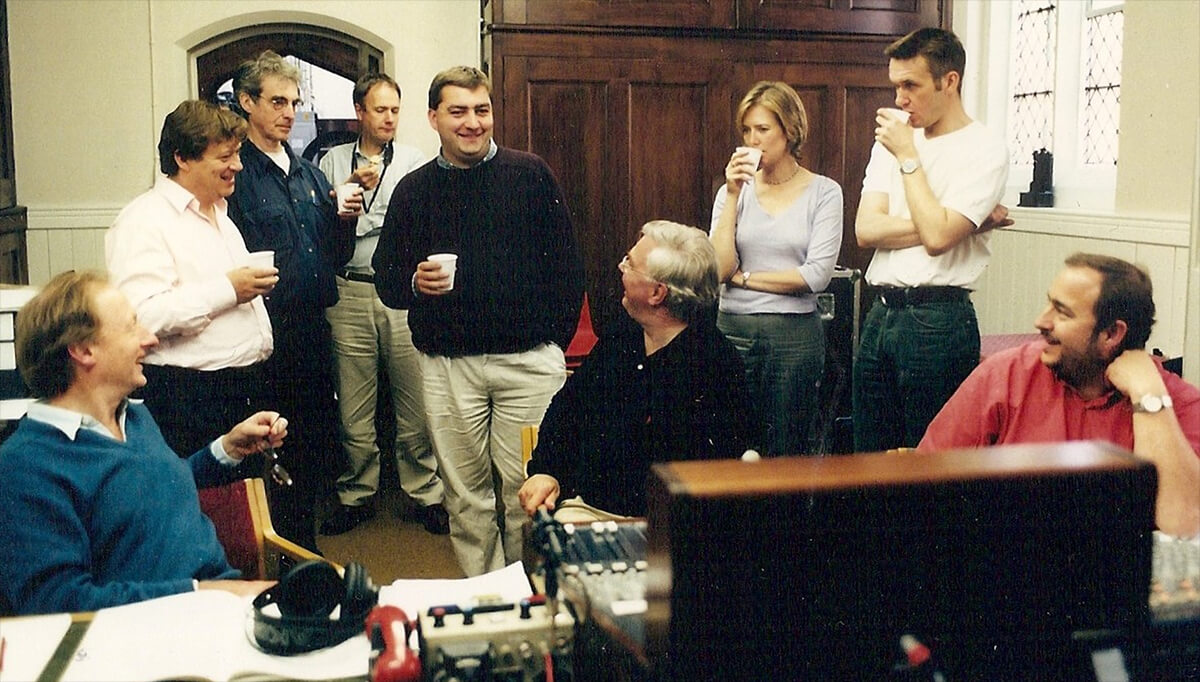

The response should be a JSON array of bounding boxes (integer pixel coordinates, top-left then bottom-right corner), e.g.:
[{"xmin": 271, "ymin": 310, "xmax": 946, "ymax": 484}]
[
  {"xmin": 1133, "ymin": 393, "xmax": 1174, "ymax": 414},
  {"xmin": 741, "ymin": 271, "xmax": 752, "ymax": 288},
  {"xmin": 899, "ymin": 158, "xmax": 921, "ymax": 175}
]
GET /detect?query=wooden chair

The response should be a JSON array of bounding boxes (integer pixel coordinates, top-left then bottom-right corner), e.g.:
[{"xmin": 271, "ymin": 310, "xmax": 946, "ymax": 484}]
[
  {"xmin": 564, "ymin": 293, "xmax": 599, "ymax": 370},
  {"xmin": 197, "ymin": 478, "xmax": 335, "ymax": 580},
  {"xmin": 521, "ymin": 425, "xmax": 540, "ymax": 474}
]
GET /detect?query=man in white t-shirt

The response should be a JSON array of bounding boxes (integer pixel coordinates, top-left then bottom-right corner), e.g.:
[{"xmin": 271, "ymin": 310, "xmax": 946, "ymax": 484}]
[
  {"xmin": 317, "ymin": 73, "xmax": 447, "ymax": 536},
  {"xmin": 853, "ymin": 27, "xmax": 1011, "ymax": 452}
]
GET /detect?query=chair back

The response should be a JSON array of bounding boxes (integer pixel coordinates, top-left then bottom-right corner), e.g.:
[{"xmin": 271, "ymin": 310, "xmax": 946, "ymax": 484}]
[
  {"xmin": 521, "ymin": 425, "xmax": 540, "ymax": 474},
  {"xmin": 564, "ymin": 293, "xmax": 599, "ymax": 369},
  {"xmin": 197, "ymin": 478, "xmax": 267, "ymax": 580}
]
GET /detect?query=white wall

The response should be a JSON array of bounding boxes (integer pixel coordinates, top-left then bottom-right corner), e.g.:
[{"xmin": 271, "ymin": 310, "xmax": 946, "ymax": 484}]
[
  {"xmin": 8, "ymin": 0, "xmax": 480, "ymax": 280},
  {"xmin": 955, "ymin": 0, "xmax": 1198, "ymax": 377},
  {"xmin": 8, "ymin": 0, "xmax": 1199, "ymax": 375}
]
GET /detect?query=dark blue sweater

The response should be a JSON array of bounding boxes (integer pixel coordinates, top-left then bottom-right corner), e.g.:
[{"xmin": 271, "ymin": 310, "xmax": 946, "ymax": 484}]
[
  {"xmin": 374, "ymin": 147, "xmax": 584, "ymax": 356},
  {"xmin": 0, "ymin": 402, "xmax": 238, "ymax": 614}
]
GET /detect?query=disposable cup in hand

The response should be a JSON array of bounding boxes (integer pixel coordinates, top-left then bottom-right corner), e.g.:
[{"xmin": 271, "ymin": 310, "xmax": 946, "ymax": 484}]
[
  {"xmin": 736, "ymin": 146, "xmax": 762, "ymax": 169},
  {"xmin": 882, "ymin": 108, "xmax": 910, "ymax": 123},
  {"xmin": 429, "ymin": 253, "xmax": 458, "ymax": 290},
  {"xmin": 246, "ymin": 251, "xmax": 274, "ymax": 270},
  {"xmin": 336, "ymin": 183, "xmax": 360, "ymax": 214}
]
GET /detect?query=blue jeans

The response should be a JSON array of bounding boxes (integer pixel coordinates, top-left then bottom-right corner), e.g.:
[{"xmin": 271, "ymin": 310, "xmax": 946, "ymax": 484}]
[
  {"xmin": 852, "ymin": 297, "xmax": 979, "ymax": 451},
  {"xmin": 718, "ymin": 311, "xmax": 825, "ymax": 456}
]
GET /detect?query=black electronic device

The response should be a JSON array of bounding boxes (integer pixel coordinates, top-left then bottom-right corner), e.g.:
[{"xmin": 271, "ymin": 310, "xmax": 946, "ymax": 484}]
[
  {"xmin": 812, "ymin": 265, "xmax": 861, "ymax": 454},
  {"xmin": 533, "ymin": 514, "xmax": 651, "ymax": 680},
  {"xmin": 251, "ymin": 560, "xmax": 377, "ymax": 655}
]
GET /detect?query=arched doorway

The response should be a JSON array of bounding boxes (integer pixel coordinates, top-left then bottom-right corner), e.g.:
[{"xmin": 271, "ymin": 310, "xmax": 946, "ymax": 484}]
[
  {"xmin": 192, "ymin": 24, "xmax": 384, "ymax": 160},
  {"xmin": 193, "ymin": 24, "xmax": 382, "ymax": 102}
]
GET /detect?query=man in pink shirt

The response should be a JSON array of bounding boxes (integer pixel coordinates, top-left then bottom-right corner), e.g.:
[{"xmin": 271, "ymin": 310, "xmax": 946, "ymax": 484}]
[
  {"xmin": 106, "ymin": 100, "xmax": 278, "ymax": 467},
  {"xmin": 920, "ymin": 253, "xmax": 1199, "ymax": 537}
]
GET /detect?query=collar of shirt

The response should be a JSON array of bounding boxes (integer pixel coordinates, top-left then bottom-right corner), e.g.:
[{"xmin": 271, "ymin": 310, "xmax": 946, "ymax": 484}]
[
  {"xmin": 156, "ymin": 176, "xmax": 229, "ymax": 220},
  {"xmin": 436, "ymin": 139, "xmax": 498, "ymax": 170},
  {"xmin": 25, "ymin": 398, "xmax": 235, "ymax": 463},
  {"xmin": 26, "ymin": 398, "xmax": 137, "ymax": 441},
  {"xmin": 242, "ymin": 140, "xmax": 296, "ymax": 178},
  {"xmin": 353, "ymin": 140, "xmax": 392, "ymax": 164}
]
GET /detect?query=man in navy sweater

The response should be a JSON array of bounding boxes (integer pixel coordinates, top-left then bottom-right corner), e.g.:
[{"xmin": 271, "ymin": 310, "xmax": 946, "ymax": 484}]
[
  {"xmin": 375, "ymin": 66, "xmax": 584, "ymax": 576},
  {"xmin": 0, "ymin": 271, "xmax": 287, "ymax": 615}
]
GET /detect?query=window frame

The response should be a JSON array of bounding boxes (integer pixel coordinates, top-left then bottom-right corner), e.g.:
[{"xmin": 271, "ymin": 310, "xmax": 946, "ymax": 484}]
[{"xmin": 980, "ymin": 0, "xmax": 1123, "ymax": 212}]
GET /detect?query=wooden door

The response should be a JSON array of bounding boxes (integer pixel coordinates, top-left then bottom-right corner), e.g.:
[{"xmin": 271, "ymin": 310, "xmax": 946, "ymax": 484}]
[
  {"xmin": 490, "ymin": 0, "xmax": 737, "ymax": 28},
  {"xmin": 499, "ymin": 51, "xmax": 735, "ymax": 330},
  {"xmin": 737, "ymin": 0, "xmax": 944, "ymax": 34}
]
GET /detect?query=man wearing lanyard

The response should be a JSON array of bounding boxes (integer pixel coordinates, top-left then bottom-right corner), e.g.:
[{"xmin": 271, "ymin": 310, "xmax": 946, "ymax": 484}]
[
  {"xmin": 228, "ymin": 51, "xmax": 359, "ymax": 552},
  {"xmin": 318, "ymin": 73, "xmax": 448, "ymax": 536}
]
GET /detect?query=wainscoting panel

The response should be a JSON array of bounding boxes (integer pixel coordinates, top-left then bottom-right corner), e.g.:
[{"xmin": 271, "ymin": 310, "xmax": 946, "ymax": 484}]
[
  {"xmin": 26, "ymin": 206, "xmax": 119, "ymax": 285},
  {"xmin": 974, "ymin": 209, "xmax": 1192, "ymax": 359},
  {"xmin": 23, "ymin": 204, "xmax": 1197, "ymax": 364}
]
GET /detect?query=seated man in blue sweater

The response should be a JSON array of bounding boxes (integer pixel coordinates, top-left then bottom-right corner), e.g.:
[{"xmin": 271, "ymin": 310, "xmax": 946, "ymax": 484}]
[{"xmin": 0, "ymin": 271, "xmax": 288, "ymax": 615}]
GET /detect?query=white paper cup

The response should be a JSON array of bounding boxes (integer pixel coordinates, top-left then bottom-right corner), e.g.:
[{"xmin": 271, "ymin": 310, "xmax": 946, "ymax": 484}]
[
  {"xmin": 882, "ymin": 108, "xmax": 910, "ymax": 123},
  {"xmin": 736, "ymin": 146, "xmax": 762, "ymax": 169},
  {"xmin": 428, "ymin": 253, "xmax": 458, "ymax": 290},
  {"xmin": 335, "ymin": 183, "xmax": 360, "ymax": 214},
  {"xmin": 246, "ymin": 250, "xmax": 274, "ymax": 270}
]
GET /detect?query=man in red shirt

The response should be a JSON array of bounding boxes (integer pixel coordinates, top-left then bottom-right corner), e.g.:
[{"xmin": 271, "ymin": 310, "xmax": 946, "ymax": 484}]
[{"xmin": 920, "ymin": 253, "xmax": 1199, "ymax": 537}]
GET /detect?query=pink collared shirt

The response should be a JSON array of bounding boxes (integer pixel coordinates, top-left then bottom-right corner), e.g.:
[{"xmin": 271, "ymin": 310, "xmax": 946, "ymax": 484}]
[
  {"xmin": 106, "ymin": 177, "xmax": 272, "ymax": 370},
  {"xmin": 920, "ymin": 341, "xmax": 1200, "ymax": 455}
]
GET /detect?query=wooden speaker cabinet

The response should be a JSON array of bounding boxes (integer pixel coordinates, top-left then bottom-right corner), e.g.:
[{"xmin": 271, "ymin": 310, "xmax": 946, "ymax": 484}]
[{"xmin": 644, "ymin": 442, "xmax": 1156, "ymax": 679}]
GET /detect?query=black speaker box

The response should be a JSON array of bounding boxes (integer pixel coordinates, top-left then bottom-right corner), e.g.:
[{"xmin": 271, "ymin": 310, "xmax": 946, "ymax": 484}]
[{"xmin": 812, "ymin": 266, "xmax": 860, "ymax": 454}]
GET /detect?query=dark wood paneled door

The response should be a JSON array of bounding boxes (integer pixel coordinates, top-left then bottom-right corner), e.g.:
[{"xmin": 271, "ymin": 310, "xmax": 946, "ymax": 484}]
[
  {"xmin": 491, "ymin": 0, "xmax": 738, "ymax": 28},
  {"xmin": 750, "ymin": 63, "xmax": 896, "ymax": 274},
  {"xmin": 738, "ymin": 0, "xmax": 943, "ymax": 34},
  {"xmin": 500, "ymin": 55, "xmax": 736, "ymax": 331}
]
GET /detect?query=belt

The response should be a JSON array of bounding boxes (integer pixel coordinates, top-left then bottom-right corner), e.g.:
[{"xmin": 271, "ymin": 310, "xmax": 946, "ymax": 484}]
[
  {"xmin": 337, "ymin": 269, "xmax": 374, "ymax": 283},
  {"xmin": 877, "ymin": 286, "xmax": 969, "ymax": 308}
]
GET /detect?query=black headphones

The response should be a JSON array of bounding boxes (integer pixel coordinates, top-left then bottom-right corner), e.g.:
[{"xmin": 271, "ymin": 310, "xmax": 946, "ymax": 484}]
[{"xmin": 251, "ymin": 560, "xmax": 378, "ymax": 655}]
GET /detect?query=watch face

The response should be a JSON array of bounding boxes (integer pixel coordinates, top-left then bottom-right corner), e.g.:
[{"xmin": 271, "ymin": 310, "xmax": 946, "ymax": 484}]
[{"xmin": 1139, "ymin": 395, "xmax": 1163, "ymax": 413}]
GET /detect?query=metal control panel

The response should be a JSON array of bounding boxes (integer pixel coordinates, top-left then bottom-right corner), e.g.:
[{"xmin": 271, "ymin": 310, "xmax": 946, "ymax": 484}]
[{"xmin": 417, "ymin": 594, "xmax": 573, "ymax": 681}]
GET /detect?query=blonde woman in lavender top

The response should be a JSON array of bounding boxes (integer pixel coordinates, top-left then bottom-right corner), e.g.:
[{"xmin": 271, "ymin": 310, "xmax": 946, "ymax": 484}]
[{"xmin": 710, "ymin": 81, "xmax": 843, "ymax": 456}]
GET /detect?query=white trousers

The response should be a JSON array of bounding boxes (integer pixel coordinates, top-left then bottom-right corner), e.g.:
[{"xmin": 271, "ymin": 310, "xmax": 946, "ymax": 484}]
[{"xmin": 419, "ymin": 344, "xmax": 566, "ymax": 576}]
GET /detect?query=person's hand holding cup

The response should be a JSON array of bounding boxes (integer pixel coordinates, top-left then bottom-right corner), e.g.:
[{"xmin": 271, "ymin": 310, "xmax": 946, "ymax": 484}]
[
  {"xmin": 415, "ymin": 253, "xmax": 458, "ymax": 296},
  {"xmin": 349, "ymin": 158, "xmax": 382, "ymax": 190},
  {"xmin": 874, "ymin": 108, "xmax": 915, "ymax": 158},
  {"xmin": 229, "ymin": 250, "xmax": 277, "ymax": 304},
  {"xmin": 335, "ymin": 182, "xmax": 364, "ymax": 217},
  {"xmin": 726, "ymin": 146, "xmax": 761, "ymax": 192}
]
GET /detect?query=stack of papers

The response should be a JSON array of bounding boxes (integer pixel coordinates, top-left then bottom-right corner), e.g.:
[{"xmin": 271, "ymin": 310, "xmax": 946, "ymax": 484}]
[{"xmin": 48, "ymin": 562, "xmax": 533, "ymax": 682}]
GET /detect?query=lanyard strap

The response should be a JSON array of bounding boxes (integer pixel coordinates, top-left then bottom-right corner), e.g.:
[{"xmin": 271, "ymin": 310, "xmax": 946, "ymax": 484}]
[{"xmin": 351, "ymin": 141, "xmax": 393, "ymax": 214}]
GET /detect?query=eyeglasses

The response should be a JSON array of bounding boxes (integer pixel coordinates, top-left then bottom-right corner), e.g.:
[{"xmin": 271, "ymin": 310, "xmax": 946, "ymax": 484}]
[
  {"xmin": 618, "ymin": 253, "xmax": 655, "ymax": 281},
  {"xmin": 258, "ymin": 95, "xmax": 304, "ymax": 112},
  {"xmin": 262, "ymin": 417, "xmax": 293, "ymax": 487}
]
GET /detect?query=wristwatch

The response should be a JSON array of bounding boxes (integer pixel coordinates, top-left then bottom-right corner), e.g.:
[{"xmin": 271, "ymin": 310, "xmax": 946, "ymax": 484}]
[
  {"xmin": 741, "ymin": 271, "xmax": 752, "ymax": 287},
  {"xmin": 1133, "ymin": 393, "xmax": 1174, "ymax": 414},
  {"xmin": 899, "ymin": 158, "xmax": 921, "ymax": 175}
]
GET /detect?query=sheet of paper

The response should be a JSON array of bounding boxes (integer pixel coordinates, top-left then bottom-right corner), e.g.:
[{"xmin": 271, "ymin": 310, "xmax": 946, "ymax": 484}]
[
  {"xmin": 0, "ymin": 612, "xmax": 72, "ymax": 682},
  {"xmin": 378, "ymin": 561, "xmax": 533, "ymax": 620},
  {"xmin": 60, "ymin": 591, "xmax": 368, "ymax": 682}
]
